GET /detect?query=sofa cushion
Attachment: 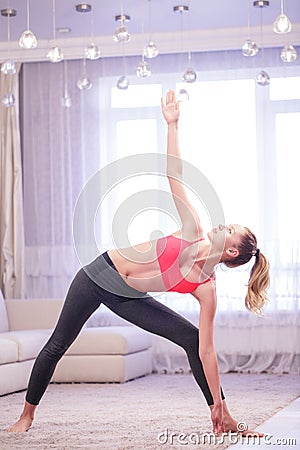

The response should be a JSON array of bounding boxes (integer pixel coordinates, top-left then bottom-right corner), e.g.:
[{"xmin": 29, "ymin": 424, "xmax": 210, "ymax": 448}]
[
  {"xmin": 0, "ymin": 290, "xmax": 9, "ymax": 333},
  {"xmin": 0, "ymin": 338, "xmax": 18, "ymax": 364},
  {"xmin": 1, "ymin": 329, "xmax": 51, "ymax": 361},
  {"xmin": 66, "ymin": 326, "xmax": 152, "ymax": 356}
]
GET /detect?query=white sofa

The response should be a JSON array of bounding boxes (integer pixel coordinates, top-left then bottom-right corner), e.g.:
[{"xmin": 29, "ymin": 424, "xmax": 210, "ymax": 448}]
[{"xmin": 0, "ymin": 291, "xmax": 152, "ymax": 397}]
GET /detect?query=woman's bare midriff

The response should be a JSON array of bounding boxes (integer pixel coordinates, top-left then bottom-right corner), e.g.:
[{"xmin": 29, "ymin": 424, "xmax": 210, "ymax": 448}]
[
  {"xmin": 108, "ymin": 239, "xmax": 166, "ymax": 292},
  {"xmin": 107, "ymin": 235, "xmax": 212, "ymax": 293}
]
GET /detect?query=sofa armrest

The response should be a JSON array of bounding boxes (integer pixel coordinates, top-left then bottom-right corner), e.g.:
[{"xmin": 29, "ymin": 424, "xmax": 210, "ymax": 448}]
[{"xmin": 5, "ymin": 299, "xmax": 64, "ymax": 331}]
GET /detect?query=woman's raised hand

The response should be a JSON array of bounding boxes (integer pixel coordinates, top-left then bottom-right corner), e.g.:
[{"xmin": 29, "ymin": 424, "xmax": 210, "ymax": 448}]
[{"xmin": 161, "ymin": 90, "xmax": 180, "ymax": 124}]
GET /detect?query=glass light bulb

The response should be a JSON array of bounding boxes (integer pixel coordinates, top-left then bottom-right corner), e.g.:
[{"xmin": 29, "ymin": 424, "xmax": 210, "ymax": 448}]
[
  {"xmin": 178, "ymin": 89, "xmax": 189, "ymax": 102},
  {"xmin": 143, "ymin": 41, "xmax": 159, "ymax": 58},
  {"xmin": 19, "ymin": 30, "xmax": 38, "ymax": 49},
  {"xmin": 77, "ymin": 76, "xmax": 92, "ymax": 90},
  {"xmin": 113, "ymin": 25, "xmax": 130, "ymax": 43},
  {"xmin": 85, "ymin": 43, "xmax": 101, "ymax": 60},
  {"xmin": 1, "ymin": 60, "xmax": 16, "ymax": 75},
  {"xmin": 182, "ymin": 67, "xmax": 197, "ymax": 83},
  {"xmin": 256, "ymin": 70, "xmax": 270, "ymax": 87},
  {"xmin": 242, "ymin": 39, "xmax": 259, "ymax": 57},
  {"xmin": 62, "ymin": 94, "xmax": 72, "ymax": 108},
  {"xmin": 117, "ymin": 75, "xmax": 129, "ymax": 90},
  {"xmin": 136, "ymin": 60, "xmax": 151, "ymax": 78},
  {"xmin": 273, "ymin": 13, "xmax": 292, "ymax": 34},
  {"xmin": 280, "ymin": 45, "xmax": 297, "ymax": 63},
  {"xmin": 2, "ymin": 92, "xmax": 15, "ymax": 108},
  {"xmin": 47, "ymin": 47, "xmax": 64, "ymax": 63}
]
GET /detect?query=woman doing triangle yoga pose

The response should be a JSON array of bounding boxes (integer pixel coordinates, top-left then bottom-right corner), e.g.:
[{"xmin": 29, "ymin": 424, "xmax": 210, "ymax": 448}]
[{"xmin": 8, "ymin": 90, "xmax": 269, "ymax": 436}]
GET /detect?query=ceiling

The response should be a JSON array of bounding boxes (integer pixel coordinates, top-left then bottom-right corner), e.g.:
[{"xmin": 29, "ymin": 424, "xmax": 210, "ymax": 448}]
[{"xmin": 0, "ymin": 0, "xmax": 299, "ymax": 61}]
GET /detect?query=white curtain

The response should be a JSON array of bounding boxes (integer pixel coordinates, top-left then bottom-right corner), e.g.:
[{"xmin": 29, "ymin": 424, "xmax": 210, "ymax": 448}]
[
  {"xmin": 0, "ymin": 64, "xmax": 25, "ymax": 298},
  {"xmin": 21, "ymin": 60, "xmax": 104, "ymax": 297}
]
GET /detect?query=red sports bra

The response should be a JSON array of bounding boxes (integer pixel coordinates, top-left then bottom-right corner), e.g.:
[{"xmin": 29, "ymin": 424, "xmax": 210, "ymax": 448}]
[{"xmin": 156, "ymin": 234, "xmax": 211, "ymax": 294}]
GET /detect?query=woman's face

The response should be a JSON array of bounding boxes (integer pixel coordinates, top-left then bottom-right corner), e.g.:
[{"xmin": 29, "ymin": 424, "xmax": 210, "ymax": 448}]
[{"xmin": 207, "ymin": 224, "xmax": 246, "ymax": 254}]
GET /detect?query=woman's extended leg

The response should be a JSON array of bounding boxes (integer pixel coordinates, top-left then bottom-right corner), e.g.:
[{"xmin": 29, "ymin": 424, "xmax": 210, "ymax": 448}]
[
  {"xmin": 8, "ymin": 268, "xmax": 104, "ymax": 432},
  {"xmin": 26, "ymin": 269, "xmax": 104, "ymax": 405},
  {"xmin": 101, "ymin": 293, "xmax": 225, "ymax": 406}
]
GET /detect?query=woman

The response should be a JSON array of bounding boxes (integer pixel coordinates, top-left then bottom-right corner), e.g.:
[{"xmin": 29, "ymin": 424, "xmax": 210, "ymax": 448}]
[{"xmin": 8, "ymin": 90, "xmax": 269, "ymax": 436}]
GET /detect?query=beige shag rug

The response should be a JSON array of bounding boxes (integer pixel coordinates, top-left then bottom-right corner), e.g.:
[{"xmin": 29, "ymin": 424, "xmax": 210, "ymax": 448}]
[{"xmin": 1, "ymin": 373, "xmax": 299, "ymax": 450}]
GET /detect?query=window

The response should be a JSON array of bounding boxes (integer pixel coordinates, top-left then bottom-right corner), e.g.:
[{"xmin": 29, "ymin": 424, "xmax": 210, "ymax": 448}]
[
  {"xmin": 98, "ymin": 84, "xmax": 165, "ymax": 249},
  {"xmin": 276, "ymin": 112, "xmax": 300, "ymax": 243},
  {"xmin": 178, "ymin": 79, "xmax": 258, "ymax": 233},
  {"xmin": 116, "ymin": 119, "xmax": 159, "ymax": 245},
  {"xmin": 270, "ymin": 77, "xmax": 300, "ymax": 101}
]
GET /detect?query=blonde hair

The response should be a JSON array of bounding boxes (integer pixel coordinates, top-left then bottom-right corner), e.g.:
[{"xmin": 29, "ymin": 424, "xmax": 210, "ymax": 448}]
[
  {"xmin": 245, "ymin": 251, "xmax": 270, "ymax": 315},
  {"xmin": 224, "ymin": 227, "xmax": 270, "ymax": 315}
]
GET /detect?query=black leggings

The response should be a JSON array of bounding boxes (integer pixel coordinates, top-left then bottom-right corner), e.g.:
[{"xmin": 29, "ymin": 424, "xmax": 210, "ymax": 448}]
[{"xmin": 26, "ymin": 252, "xmax": 225, "ymax": 406}]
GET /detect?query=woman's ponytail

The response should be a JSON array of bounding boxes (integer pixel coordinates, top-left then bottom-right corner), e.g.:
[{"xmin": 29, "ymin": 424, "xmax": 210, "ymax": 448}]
[{"xmin": 245, "ymin": 251, "xmax": 270, "ymax": 315}]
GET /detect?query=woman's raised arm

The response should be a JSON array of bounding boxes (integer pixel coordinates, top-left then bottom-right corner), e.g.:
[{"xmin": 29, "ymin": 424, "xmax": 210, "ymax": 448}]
[{"xmin": 161, "ymin": 90, "xmax": 203, "ymax": 240}]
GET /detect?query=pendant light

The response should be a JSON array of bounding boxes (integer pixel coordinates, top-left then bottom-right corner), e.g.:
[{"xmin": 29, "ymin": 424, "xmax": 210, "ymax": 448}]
[
  {"xmin": 254, "ymin": 1, "xmax": 270, "ymax": 87},
  {"xmin": 136, "ymin": 0, "xmax": 152, "ymax": 78},
  {"xmin": 117, "ymin": 76, "xmax": 129, "ymax": 90},
  {"xmin": 113, "ymin": 1, "xmax": 131, "ymax": 44},
  {"xmin": 1, "ymin": 8, "xmax": 17, "ymax": 108},
  {"xmin": 182, "ymin": 52, "xmax": 197, "ymax": 83},
  {"xmin": 174, "ymin": 5, "xmax": 197, "ymax": 86},
  {"xmin": 276, "ymin": 0, "xmax": 297, "ymax": 64},
  {"xmin": 178, "ymin": 89, "xmax": 189, "ymax": 102},
  {"xmin": 242, "ymin": 0, "xmax": 258, "ymax": 56},
  {"xmin": 19, "ymin": 0, "xmax": 37, "ymax": 49},
  {"xmin": 113, "ymin": 16, "xmax": 130, "ymax": 43},
  {"xmin": 76, "ymin": 4, "xmax": 101, "ymax": 61},
  {"xmin": 47, "ymin": 0, "xmax": 64, "ymax": 62},
  {"xmin": 1, "ymin": 8, "xmax": 17, "ymax": 76},
  {"xmin": 1, "ymin": 60, "xmax": 16, "ymax": 75},
  {"xmin": 2, "ymin": 68, "xmax": 16, "ymax": 108},
  {"xmin": 136, "ymin": 55, "xmax": 151, "ymax": 78},
  {"xmin": 2, "ymin": 91, "xmax": 15, "ymax": 108},
  {"xmin": 144, "ymin": 41, "xmax": 159, "ymax": 59},
  {"xmin": 85, "ymin": 42, "xmax": 101, "ymax": 60},
  {"xmin": 117, "ymin": 42, "xmax": 129, "ymax": 89},
  {"xmin": 143, "ymin": 0, "xmax": 159, "ymax": 59},
  {"xmin": 184, "ymin": 3, "xmax": 197, "ymax": 83},
  {"xmin": 77, "ymin": 58, "xmax": 92, "ymax": 90},
  {"xmin": 273, "ymin": 0, "xmax": 292, "ymax": 34},
  {"xmin": 280, "ymin": 45, "xmax": 297, "ymax": 63}
]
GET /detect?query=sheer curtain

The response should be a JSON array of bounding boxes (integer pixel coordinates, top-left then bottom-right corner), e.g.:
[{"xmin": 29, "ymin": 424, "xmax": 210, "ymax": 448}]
[
  {"xmin": 21, "ymin": 60, "xmax": 102, "ymax": 297},
  {"xmin": 21, "ymin": 49, "xmax": 300, "ymax": 372},
  {"xmin": 0, "ymin": 64, "xmax": 25, "ymax": 298}
]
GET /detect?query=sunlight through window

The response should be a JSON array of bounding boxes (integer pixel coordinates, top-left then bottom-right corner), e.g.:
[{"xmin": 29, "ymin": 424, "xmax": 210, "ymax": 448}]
[{"xmin": 270, "ymin": 77, "xmax": 300, "ymax": 101}]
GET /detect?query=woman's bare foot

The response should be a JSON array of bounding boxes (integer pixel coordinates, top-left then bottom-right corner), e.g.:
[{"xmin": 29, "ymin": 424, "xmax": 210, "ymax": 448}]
[
  {"xmin": 7, "ymin": 401, "xmax": 37, "ymax": 433},
  {"xmin": 8, "ymin": 416, "xmax": 33, "ymax": 433},
  {"xmin": 223, "ymin": 415, "xmax": 264, "ymax": 437},
  {"xmin": 210, "ymin": 400, "xmax": 264, "ymax": 438}
]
